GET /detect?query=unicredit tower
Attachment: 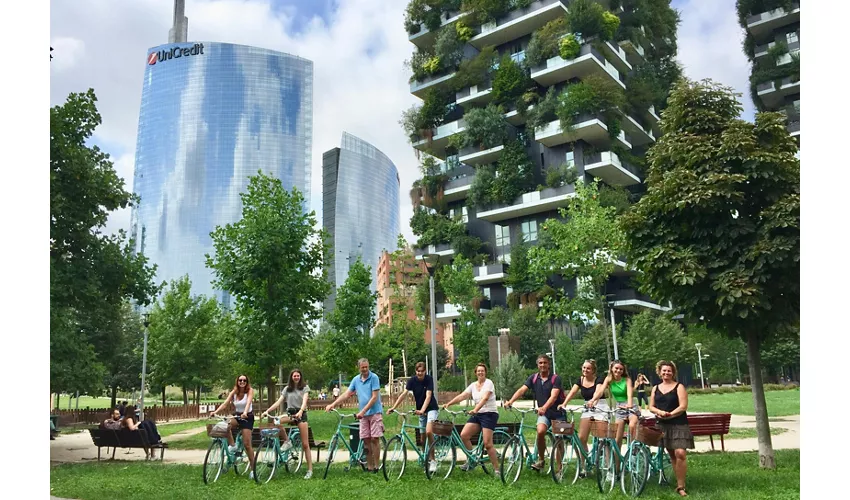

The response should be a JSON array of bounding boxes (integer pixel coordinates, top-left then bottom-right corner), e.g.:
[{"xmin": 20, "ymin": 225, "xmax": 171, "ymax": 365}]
[{"xmin": 130, "ymin": 1, "xmax": 313, "ymax": 305}]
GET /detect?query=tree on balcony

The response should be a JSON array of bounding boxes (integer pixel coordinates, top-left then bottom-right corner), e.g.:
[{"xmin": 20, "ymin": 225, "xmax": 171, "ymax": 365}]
[
  {"xmin": 460, "ymin": 103, "xmax": 508, "ymax": 149},
  {"xmin": 525, "ymin": 16, "xmax": 569, "ymax": 67},
  {"xmin": 400, "ymin": 87, "xmax": 453, "ymax": 145},
  {"xmin": 621, "ymin": 78, "xmax": 799, "ymax": 469},
  {"xmin": 410, "ymin": 156, "xmax": 448, "ymax": 211},
  {"xmin": 556, "ymin": 74, "xmax": 625, "ymax": 139},
  {"xmin": 505, "ymin": 238, "xmax": 543, "ymax": 303},
  {"xmin": 452, "ymin": 45, "xmax": 499, "ymax": 91},
  {"xmin": 404, "ymin": 0, "xmax": 464, "ymax": 35},
  {"xmin": 410, "ymin": 206, "xmax": 465, "ymax": 247},
  {"xmin": 461, "ymin": 0, "xmax": 512, "ymax": 24},
  {"xmin": 492, "ymin": 54, "xmax": 533, "ymax": 109},
  {"xmin": 568, "ymin": 0, "xmax": 620, "ymax": 42}
]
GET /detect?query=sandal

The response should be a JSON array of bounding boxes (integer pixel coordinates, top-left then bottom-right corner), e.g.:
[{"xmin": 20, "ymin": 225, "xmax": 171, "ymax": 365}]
[{"xmin": 676, "ymin": 486, "xmax": 688, "ymax": 497}]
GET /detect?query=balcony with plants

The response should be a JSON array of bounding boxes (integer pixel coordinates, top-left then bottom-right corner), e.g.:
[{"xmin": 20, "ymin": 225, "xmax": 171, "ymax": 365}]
[
  {"xmin": 405, "ymin": 0, "xmax": 468, "ymax": 48},
  {"xmin": 467, "ymin": 0, "xmax": 568, "ymax": 49},
  {"xmin": 739, "ymin": 0, "xmax": 800, "ymax": 39},
  {"xmin": 749, "ymin": 42, "xmax": 800, "ymax": 110},
  {"xmin": 451, "ymin": 103, "xmax": 517, "ymax": 164}
]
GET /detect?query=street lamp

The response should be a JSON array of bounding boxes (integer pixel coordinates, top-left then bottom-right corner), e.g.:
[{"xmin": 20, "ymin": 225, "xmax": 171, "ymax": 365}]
[
  {"xmin": 548, "ymin": 339, "xmax": 556, "ymax": 375},
  {"xmin": 734, "ymin": 351, "xmax": 742, "ymax": 385},
  {"xmin": 140, "ymin": 312, "xmax": 151, "ymax": 421},
  {"xmin": 695, "ymin": 343, "xmax": 705, "ymax": 389},
  {"xmin": 422, "ymin": 254, "xmax": 440, "ymax": 393}
]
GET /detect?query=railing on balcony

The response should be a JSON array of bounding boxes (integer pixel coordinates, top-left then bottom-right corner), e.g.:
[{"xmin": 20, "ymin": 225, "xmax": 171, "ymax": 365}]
[
  {"xmin": 473, "ymin": 263, "xmax": 508, "ymax": 279},
  {"xmin": 583, "ymin": 151, "xmax": 640, "ymax": 178},
  {"xmin": 746, "ymin": 1, "xmax": 800, "ymax": 26},
  {"xmin": 482, "ymin": 184, "xmax": 575, "ymax": 212},
  {"xmin": 414, "ymin": 242, "xmax": 453, "ymax": 257},
  {"xmin": 408, "ymin": 8, "xmax": 463, "ymax": 36},
  {"xmin": 476, "ymin": 0, "xmax": 565, "ymax": 35},
  {"xmin": 531, "ymin": 44, "xmax": 623, "ymax": 84},
  {"xmin": 456, "ymin": 79, "xmax": 492, "ymax": 101}
]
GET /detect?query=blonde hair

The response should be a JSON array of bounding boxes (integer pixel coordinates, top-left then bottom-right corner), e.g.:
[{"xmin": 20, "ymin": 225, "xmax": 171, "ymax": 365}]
[
  {"xmin": 609, "ymin": 360, "xmax": 629, "ymax": 379},
  {"xmin": 582, "ymin": 359, "xmax": 598, "ymax": 376},
  {"xmin": 655, "ymin": 360, "xmax": 678, "ymax": 380}
]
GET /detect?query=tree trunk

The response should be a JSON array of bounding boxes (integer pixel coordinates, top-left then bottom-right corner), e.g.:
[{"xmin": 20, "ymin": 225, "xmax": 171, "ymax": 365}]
[
  {"xmin": 110, "ymin": 385, "xmax": 118, "ymax": 409},
  {"xmin": 746, "ymin": 330, "xmax": 776, "ymax": 469},
  {"xmin": 182, "ymin": 386, "xmax": 189, "ymax": 405},
  {"xmin": 161, "ymin": 386, "xmax": 167, "ymax": 408},
  {"xmin": 267, "ymin": 374, "xmax": 276, "ymax": 409}
]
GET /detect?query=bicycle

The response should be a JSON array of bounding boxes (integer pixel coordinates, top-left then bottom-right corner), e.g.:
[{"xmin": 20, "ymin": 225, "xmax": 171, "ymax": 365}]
[
  {"xmin": 322, "ymin": 409, "xmax": 386, "ymax": 479},
  {"xmin": 382, "ymin": 409, "xmax": 432, "ymax": 481},
  {"xmin": 550, "ymin": 405, "xmax": 604, "ymax": 485},
  {"xmin": 499, "ymin": 406, "xmax": 556, "ymax": 484},
  {"xmin": 587, "ymin": 405, "xmax": 647, "ymax": 495},
  {"xmin": 202, "ymin": 415, "xmax": 251, "ymax": 484},
  {"xmin": 252, "ymin": 415, "xmax": 305, "ymax": 484},
  {"xmin": 424, "ymin": 409, "xmax": 511, "ymax": 480},
  {"xmin": 625, "ymin": 415, "xmax": 672, "ymax": 496}
]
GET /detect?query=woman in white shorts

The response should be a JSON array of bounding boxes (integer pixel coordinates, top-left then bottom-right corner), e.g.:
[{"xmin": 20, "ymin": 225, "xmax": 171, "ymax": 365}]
[
  {"xmin": 559, "ymin": 359, "xmax": 603, "ymax": 474},
  {"xmin": 589, "ymin": 360, "xmax": 639, "ymax": 449}
]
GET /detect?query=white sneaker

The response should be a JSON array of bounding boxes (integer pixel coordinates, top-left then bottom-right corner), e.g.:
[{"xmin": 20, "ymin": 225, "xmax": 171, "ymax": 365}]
[
  {"xmin": 304, "ymin": 470, "xmax": 313, "ymax": 479},
  {"xmin": 281, "ymin": 440, "xmax": 293, "ymax": 452},
  {"xmin": 429, "ymin": 460, "xmax": 437, "ymax": 473},
  {"xmin": 249, "ymin": 471, "xmax": 255, "ymax": 480},
  {"xmin": 228, "ymin": 445, "xmax": 237, "ymax": 454}
]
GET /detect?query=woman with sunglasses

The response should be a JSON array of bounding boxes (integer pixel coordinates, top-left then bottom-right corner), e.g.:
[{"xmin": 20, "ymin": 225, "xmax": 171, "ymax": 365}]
[
  {"xmin": 557, "ymin": 359, "xmax": 602, "ymax": 476},
  {"xmin": 262, "ymin": 368, "xmax": 314, "ymax": 479},
  {"xmin": 213, "ymin": 375, "xmax": 256, "ymax": 478}
]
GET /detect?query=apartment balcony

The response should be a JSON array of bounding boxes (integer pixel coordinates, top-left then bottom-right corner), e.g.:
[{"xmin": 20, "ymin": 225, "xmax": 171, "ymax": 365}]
[
  {"xmin": 608, "ymin": 289, "xmax": 671, "ymax": 313},
  {"xmin": 618, "ymin": 38, "xmax": 646, "ymax": 63},
  {"xmin": 408, "ymin": 9, "xmax": 467, "ymax": 49},
  {"xmin": 443, "ymin": 164, "xmax": 476, "ymax": 202},
  {"xmin": 436, "ymin": 299, "xmax": 492, "ymax": 323},
  {"xmin": 776, "ymin": 47, "xmax": 800, "ymax": 66},
  {"xmin": 642, "ymin": 105, "xmax": 662, "ymax": 137},
  {"xmin": 530, "ymin": 44, "xmax": 626, "ymax": 89},
  {"xmin": 476, "ymin": 184, "xmax": 575, "ymax": 222},
  {"xmin": 787, "ymin": 115, "xmax": 800, "ymax": 140},
  {"xmin": 745, "ymin": 2, "xmax": 800, "ymax": 39},
  {"xmin": 535, "ymin": 113, "xmax": 632, "ymax": 150},
  {"xmin": 410, "ymin": 70, "xmax": 457, "ymax": 99},
  {"xmin": 468, "ymin": 0, "xmax": 567, "ymax": 49},
  {"xmin": 754, "ymin": 39, "xmax": 799, "ymax": 60},
  {"xmin": 757, "ymin": 76, "xmax": 800, "ymax": 109},
  {"xmin": 456, "ymin": 80, "xmax": 493, "ymax": 107},
  {"xmin": 474, "ymin": 263, "xmax": 509, "ymax": 285},
  {"xmin": 621, "ymin": 114, "xmax": 655, "ymax": 146},
  {"xmin": 414, "ymin": 242, "xmax": 455, "ymax": 262},
  {"xmin": 412, "ymin": 118, "xmax": 467, "ymax": 159},
  {"xmin": 583, "ymin": 151, "xmax": 641, "ymax": 186},
  {"xmin": 599, "ymin": 40, "xmax": 632, "ymax": 75}
]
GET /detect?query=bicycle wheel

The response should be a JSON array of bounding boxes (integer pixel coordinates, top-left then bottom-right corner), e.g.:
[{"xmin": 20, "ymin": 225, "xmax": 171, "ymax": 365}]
[
  {"xmin": 425, "ymin": 435, "xmax": 456, "ymax": 480},
  {"xmin": 203, "ymin": 439, "xmax": 225, "ymax": 484},
  {"xmin": 500, "ymin": 436, "xmax": 524, "ymax": 485},
  {"xmin": 253, "ymin": 439, "xmax": 278, "ymax": 484},
  {"xmin": 657, "ymin": 447, "xmax": 673, "ymax": 485},
  {"xmin": 323, "ymin": 435, "xmax": 339, "ymax": 479},
  {"xmin": 621, "ymin": 442, "xmax": 650, "ymax": 497},
  {"xmin": 595, "ymin": 440, "xmax": 617, "ymax": 494},
  {"xmin": 551, "ymin": 436, "xmax": 578, "ymax": 485},
  {"xmin": 541, "ymin": 432, "xmax": 556, "ymax": 475},
  {"xmin": 283, "ymin": 432, "xmax": 304, "ymax": 474},
  {"xmin": 233, "ymin": 447, "xmax": 250, "ymax": 476},
  {"xmin": 382, "ymin": 435, "xmax": 407, "ymax": 481}
]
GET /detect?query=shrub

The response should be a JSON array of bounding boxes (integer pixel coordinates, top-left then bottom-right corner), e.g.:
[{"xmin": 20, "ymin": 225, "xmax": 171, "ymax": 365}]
[
  {"xmin": 513, "ymin": 0, "xmax": 534, "ymax": 9},
  {"xmin": 438, "ymin": 374, "xmax": 467, "ymax": 392},
  {"xmin": 453, "ymin": 46, "xmax": 499, "ymax": 91},
  {"xmin": 410, "ymin": 207, "xmax": 465, "ymax": 246},
  {"xmin": 492, "ymin": 139, "xmax": 534, "ymax": 203},
  {"xmin": 452, "ymin": 233, "xmax": 486, "ymax": 262},
  {"xmin": 685, "ymin": 384, "xmax": 799, "ymax": 395},
  {"xmin": 491, "ymin": 54, "xmax": 532, "ymax": 107},
  {"xmin": 556, "ymin": 74, "xmax": 625, "ymax": 133},
  {"xmin": 600, "ymin": 11, "xmax": 621, "ymax": 41},
  {"xmin": 468, "ymin": 164, "xmax": 497, "ymax": 208},
  {"xmin": 568, "ymin": 0, "xmax": 607, "ymax": 40},
  {"xmin": 423, "ymin": 56, "xmax": 442, "ymax": 74},
  {"xmin": 455, "ymin": 20, "xmax": 474, "ymax": 42},
  {"xmin": 525, "ymin": 17, "xmax": 569, "ymax": 67},
  {"xmin": 463, "ymin": 104, "xmax": 507, "ymax": 149},
  {"xmin": 494, "ymin": 352, "xmax": 526, "ymax": 399},
  {"xmin": 462, "ymin": 0, "xmax": 512, "ymax": 24},
  {"xmin": 545, "ymin": 163, "xmax": 578, "ymax": 188},
  {"xmin": 525, "ymin": 87, "xmax": 559, "ymax": 131},
  {"xmin": 559, "ymin": 33, "xmax": 581, "ymax": 60},
  {"xmin": 435, "ymin": 26, "xmax": 464, "ymax": 69}
]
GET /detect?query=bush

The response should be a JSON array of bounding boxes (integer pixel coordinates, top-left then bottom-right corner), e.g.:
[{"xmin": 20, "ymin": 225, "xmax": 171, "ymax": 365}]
[
  {"xmin": 462, "ymin": 104, "xmax": 507, "ymax": 149},
  {"xmin": 491, "ymin": 139, "xmax": 534, "ymax": 203},
  {"xmin": 525, "ymin": 16, "xmax": 569, "ymax": 67},
  {"xmin": 463, "ymin": 0, "xmax": 512, "ymax": 24},
  {"xmin": 493, "ymin": 352, "xmax": 526, "ymax": 399},
  {"xmin": 557, "ymin": 74, "xmax": 625, "ymax": 133},
  {"xmin": 545, "ymin": 163, "xmax": 578, "ymax": 188},
  {"xmin": 438, "ymin": 373, "xmax": 467, "ymax": 392},
  {"xmin": 600, "ymin": 11, "xmax": 621, "ymax": 41},
  {"xmin": 455, "ymin": 20, "xmax": 474, "ymax": 42},
  {"xmin": 568, "ymin": 0, "xmax": 607, "ymax": 40},
  {"xmin": 435, "ymin": 26, "xmax": 464, "ymax": 69},
  {"xmin": 453, "ymin": 46, "xmax": 499, "ymax": 91},
  {"xmin": 468, "ymin": 164, "xmax": 497, "ymax": 208},
  {"xmin": 559, "ymin": 33, "xmax": 581, "ymax": 60},
  {"xmin": 491, "ymin": 54, "xmax": 532, "ymax": 107},
  {"xmin": 686, "ymin": 384, "xmax": 799, "ymax": 395}
]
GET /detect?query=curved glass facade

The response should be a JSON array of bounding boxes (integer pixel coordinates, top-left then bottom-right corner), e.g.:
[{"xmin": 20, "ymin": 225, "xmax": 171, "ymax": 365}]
[
  {"xmin": 323, "ymin": 132, "xmax": 400, "ymax": 315},
  {"xmin": 131, "ymin": 42, "xmax": 313, "ymax": 302}
]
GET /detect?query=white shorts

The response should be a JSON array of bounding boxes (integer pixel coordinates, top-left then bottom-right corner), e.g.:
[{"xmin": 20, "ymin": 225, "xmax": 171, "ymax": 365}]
[
  {"xmin": 613, "ymin": 399, "xmax": 639, "ymax": 421},
  {"xmin": 582, "ymin": 401, "xmax": 609, "ymax": 420}
]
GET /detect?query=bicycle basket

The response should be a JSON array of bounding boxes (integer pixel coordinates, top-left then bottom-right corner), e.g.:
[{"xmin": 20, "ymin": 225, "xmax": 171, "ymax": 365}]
[
  {"xmin": 590, "ymin": 420, "xmax": 613, "ymax": 439},
  {"xmin": 432, "ymin": 420, "xmax": 454, "ymax": 437},
  {"xmin": 207, "ymin": 422, "xmax": 231, "ymax": 438},
  {"xmin": 260, "ymin": 428, "xmax": 280, "ymax": 438},
  {"xmin": 552, "ymin": 420, "xmax": 575, "ymax": 436},
  {"xmin": 635, "ymin": 425, "xmax": 663, "ymax": 447}
]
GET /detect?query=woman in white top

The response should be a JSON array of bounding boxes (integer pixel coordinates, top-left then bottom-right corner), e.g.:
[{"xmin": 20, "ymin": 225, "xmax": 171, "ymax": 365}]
[
  {"xmin": 262, "ymin": 369, "xmax": 313, "ymax": 479},
  {"xmin": 442, "ymin": 363, "xmax": 500, "ymax": 474},
  {"xmin": 214, "ymin": 374, "xmax": 256, "ymax": 477}
]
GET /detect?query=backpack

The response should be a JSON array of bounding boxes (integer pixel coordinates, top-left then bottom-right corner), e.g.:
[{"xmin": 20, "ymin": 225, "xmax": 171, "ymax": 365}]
[{"xmin": 532, "ymin": 373, "xmax": 566, "ymax": 408}]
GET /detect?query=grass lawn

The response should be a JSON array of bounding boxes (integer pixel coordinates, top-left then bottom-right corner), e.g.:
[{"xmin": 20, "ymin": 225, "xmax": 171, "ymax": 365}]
[
  {"xmin": 694, "ymin": 427, "xmax": 787, "ymax": 442},
  {"xmin": 157, "ymin": 420, "xmax": 210, "ymax": 439},
  {"xmin": 50, "ymin": 449, "xmax": 800, "ymax": 500},
  {"xmin": 684, "ymin": 389, "xmax": 799, "ymax": 416}
]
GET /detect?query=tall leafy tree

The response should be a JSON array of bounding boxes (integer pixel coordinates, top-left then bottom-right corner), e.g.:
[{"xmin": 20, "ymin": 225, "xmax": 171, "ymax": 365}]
[
  {"xmin": 554, "ymin": 333, "xmax": 582, "ymax": 384},
  {"xmin": 207, "ymin": 172, "xmax": 330, "ymax": 404},
  {"xmin": 511, "ymin": 306, "xmax": 550, "ymax": 368},
  {"xmin": 621, "ymin": 78, "xmax": 799, "ymax": 469},
  {"xmin": 620, "ymin": 310, "xmax": 689, "ymax": 375},
  {"xmin": 324, "ymin": 256, "xmax": 378, "ymax": 377},
  {"xmin": 50, "ymin": 89, "xmax": 159, "ymax": 395},
  {"xmin": 102, "ymin": 302, "xmax": 144, "ymax": 408}
]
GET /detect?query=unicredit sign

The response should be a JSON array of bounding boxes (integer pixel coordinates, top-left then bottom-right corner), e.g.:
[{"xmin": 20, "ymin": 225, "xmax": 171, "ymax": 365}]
[{"xmin": 148, "ymin": 43, "xmax": 205, "ymax": 65}]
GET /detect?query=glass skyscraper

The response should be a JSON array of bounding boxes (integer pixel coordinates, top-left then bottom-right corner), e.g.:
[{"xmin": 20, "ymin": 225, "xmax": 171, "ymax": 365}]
[
  {"xmin": 130, "ymin": 42, "xmax": 313, "ymax": 302},
  {"xmin": 323, "ymin": 132, "xmax": 400, "ymax": 316}
]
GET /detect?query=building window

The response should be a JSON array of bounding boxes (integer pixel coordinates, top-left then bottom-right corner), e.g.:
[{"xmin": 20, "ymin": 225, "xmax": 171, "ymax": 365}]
[
  {"xmin": 521, "ymin": 220, "xmax": 538, "ymax": 242},
  {"xmin": 483, "ymin": 287, "xmax": 491, "ymax": 299},
  {"xmin": 793, "ymin": 99, "xmax": 800, "ymax": 115},
  {"xmin": 565, "ymin": 150, "xmax": 575, "ymax": 168},
  {"xmin": 495, "ymin": 225, "xmax": 510, "ymax": 247},
  {"xmin": 461, "ymin": 206, "xmax": 469, "ymax": 223},
  {"xmin": 786, "ymin": 31, "xmax": 799, "ymax": 45}
]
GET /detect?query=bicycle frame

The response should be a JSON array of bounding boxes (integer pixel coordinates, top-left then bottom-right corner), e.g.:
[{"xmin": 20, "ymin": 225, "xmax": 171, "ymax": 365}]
[{"xmin": 393, "ymin": 411, "xmax": 429, "ymax": 464}]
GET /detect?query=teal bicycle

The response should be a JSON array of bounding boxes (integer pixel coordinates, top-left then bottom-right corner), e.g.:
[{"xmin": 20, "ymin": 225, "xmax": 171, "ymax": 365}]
[
  {"xmin": 550, "ymin": 405, "xmax": 604, "ymax": 484},
  {"xmin": 382, "ymin": 409, "xmax": 432, "ymax": 481},
  {"xmin": 623, "ymin": 415, "xmax": 672, "ymax": 496},
  {"xmin": 499, "ymin": 406, "xmax": 556, "ymax": 484},
  {"xmin": 252, "ymin": 415, "xmax": 304, "ymax": 484},
  {"xmin": 424, "ymin": 409, "xmax": 511, "ymax": 480},
  {"xmin": 588, "ymin": 406, "xmax": 648, "ymax": 495},
  {"xmin": 322, "ymin": 409, "xmax": 386, "ymax": 479},
  {"xmin": 203, "ymin": 415, "xmax": 251, "ymax": 484}
]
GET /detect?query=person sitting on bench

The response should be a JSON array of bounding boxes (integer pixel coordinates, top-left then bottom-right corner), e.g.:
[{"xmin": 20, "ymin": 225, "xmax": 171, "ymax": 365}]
[
  {"xmin": 122, "ymin": 405, "xmax": 162, "ymax": 457},
  {"xmin": 102, "ymin": 408, "xmax": 123, "ymax": 430}
]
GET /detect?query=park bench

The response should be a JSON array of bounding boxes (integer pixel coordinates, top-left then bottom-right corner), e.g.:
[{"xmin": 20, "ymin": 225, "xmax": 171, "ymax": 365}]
[
  {"xmin": 641, "ymin": 413, "xmax": 732, "ymax": 451},
  {"xmin": 88, "ymin": 428, "xmax": 169, "ymax": 461}
]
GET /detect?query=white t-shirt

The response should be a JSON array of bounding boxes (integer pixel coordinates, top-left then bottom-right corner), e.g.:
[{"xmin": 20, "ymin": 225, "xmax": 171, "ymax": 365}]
[
  {"xmin": 466, "ymin": 379, "xmax": 498, "ymax": 413},
  {"xmin": 332, "ymin": 387, "xmax": 340, "ymax": 397}
]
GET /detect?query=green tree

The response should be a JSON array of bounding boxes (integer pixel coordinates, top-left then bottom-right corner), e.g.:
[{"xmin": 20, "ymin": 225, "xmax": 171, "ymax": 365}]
[
  {"xmin": 686, "ymin": 324, "xmax": 748, "ymax": 384},
  {"xmin": 511, "ymin": 306, "xmax": 550, "ymax": 368},
  {"xmin": 102, "ymin": 302, "xmax": 144, "ymax": 408},
  {"xmin": 505, "ymin": 238, "xmax": 543, "ymax": 298},
  {"xmin": 206, "ymin": 171, "xmax": 331, "ymax": 405},
  {"xmin": 493, "ymin": 352, "xmax": 525, "ymax": 399},
  {"xmin": 50, "ymin": 89, "xmax": 159, "ymax": 395},
  {"xmin": 324, "ymin": 257, "xmax": 378, "ymax": 377},
  {"xmin": 530, "ymin": 179, "xmax": 626, "ymax": 365},
  {"xmin": 554, "ymin": 333, "xmax": 582, "ymax": 384},
  {"xmin": 577, "ymin": 323, "xmax": 609, "ymax": 368},
  {"xmin": 621, "ymin": 78, "xmax": 800, "ymax": 469},
  {"xmin": 620, "ymin": 310, "xmax": 689, "ymax": 375},
  {"xmin": 491, "ymin": 54, "xmax": 532, "ymax": 107}
]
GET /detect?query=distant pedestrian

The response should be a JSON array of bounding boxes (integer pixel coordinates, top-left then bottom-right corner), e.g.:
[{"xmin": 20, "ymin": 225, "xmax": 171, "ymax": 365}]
[
  {"xmin": 118, "ymin": 401, "xmax": 127, "ymax": 417},
  {"xmin": 332, "ymin": 385, "xmax": 340, "ymax": 399}
]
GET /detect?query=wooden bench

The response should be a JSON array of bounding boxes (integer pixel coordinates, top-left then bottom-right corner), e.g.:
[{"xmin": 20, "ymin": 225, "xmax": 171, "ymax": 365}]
[
  {"xmin": 641, "ymin": 413, "xmax": 732, "ymax": 451},
  {"xmin": 89, "ymin": 428, "xmax": 169, "ymax": 460}
]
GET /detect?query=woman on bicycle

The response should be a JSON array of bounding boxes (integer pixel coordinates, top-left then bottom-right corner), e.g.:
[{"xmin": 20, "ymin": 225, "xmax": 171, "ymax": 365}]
[
  {"xmin": 588, "ymin": 360, "xmax": 638, "ymax": 448},
  {"xmin": 635, "ymin": 373, "xmax": 650, "ymax": 409},
  {"xmin": 213, "ymin": 375, "xmax": 256, "ymax": 478},
  {"xmin": 262, "ymin": 368, "xmax": 313, "ymax": 479},
  {"xmin": 441, "ymin": 363, "xmax": 500, "ymax": 476},
  {"xmin": 557, "ymin": 359, "xmax": 602, "ymax": 475},
  {"xmin": 649, "ymin": 361, "xmax": 693, "ymax": 497}
]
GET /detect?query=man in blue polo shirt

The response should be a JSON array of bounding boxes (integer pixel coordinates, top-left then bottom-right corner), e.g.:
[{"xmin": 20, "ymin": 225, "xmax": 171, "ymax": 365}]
[{"xmin": 325, "ymin": 358, "xmax": 384, "ymax": 473}]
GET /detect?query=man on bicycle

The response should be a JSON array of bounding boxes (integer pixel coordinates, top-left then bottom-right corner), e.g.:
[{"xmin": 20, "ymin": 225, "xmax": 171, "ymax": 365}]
[
  {"xmin": 325, "ymin": 358, "xmax": 384, "ymax": 473},
  {"xmin": 503, "ymin": 354, "xmax": 566, "ymax": 471},
  {"xmin": 387, "ymin": 361, "xmax": 439, "ymax": 473}
]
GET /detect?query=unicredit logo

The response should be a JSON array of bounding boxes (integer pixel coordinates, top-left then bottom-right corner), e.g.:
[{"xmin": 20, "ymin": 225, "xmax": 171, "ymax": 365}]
[{"xmin": 148, "ymin": 43, "xmax": 205, "ymax": 65}]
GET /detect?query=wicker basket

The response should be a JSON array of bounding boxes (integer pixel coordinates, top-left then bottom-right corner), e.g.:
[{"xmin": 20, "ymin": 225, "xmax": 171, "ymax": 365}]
[
  {"xmin": 207, "ymin": 423, "xmax": 231, "ymax": 438},
  {"xmin": 432, "ymin": 420, "xmax": 454, "ymax": 437},
  {"xmin": 552, "ymin": 420, "xmax": 575, "ymax": 436},
  {"xmin": 590, "ymin": 420, "xmax": 614, "ymax": 439},
  {"xmin": 635, "ymin": 425, "xmax": 664, "ymax": 447}
]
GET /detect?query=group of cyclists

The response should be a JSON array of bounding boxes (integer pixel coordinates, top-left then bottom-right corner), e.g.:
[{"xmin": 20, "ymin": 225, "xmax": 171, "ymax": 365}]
[{"xmin": 212, "ymin": 355, "xmax": 693, "ymax": 497}]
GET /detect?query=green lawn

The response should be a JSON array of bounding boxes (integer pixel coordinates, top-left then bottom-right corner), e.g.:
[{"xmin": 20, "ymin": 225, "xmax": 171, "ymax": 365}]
[
  {"xmin": 694, "ymin": 427, "xmax": 787, "ymax": 442},
  {"xmin": 50, "ymin": 449, "xmax": 800, "ymax": 500},
  {"xmin": 685, "ymin": 389, "xmax": 799, "ymax": 416},
  {"xmin": 157, "ymin": 420, "xmax": 210, "ymax": 439}
]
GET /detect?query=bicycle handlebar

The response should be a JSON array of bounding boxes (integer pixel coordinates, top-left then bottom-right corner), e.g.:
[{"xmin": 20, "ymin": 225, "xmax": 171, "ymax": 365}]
[{"xmin": 330, "ymin": 408, "xmax": 359, "ymax": 420}]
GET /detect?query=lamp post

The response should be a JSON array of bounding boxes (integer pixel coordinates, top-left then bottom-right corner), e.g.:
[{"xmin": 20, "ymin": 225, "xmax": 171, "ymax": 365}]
[
  {"xmin": 548, "ymin": 339, "xmax": 556, "ymax": 375},
  {"xmin": 734, "ymin": 351, "xmax": 742, "ymax": 385},
  {"xmin": 140, "ymin": 312, "xmax": 151, "ymax": 421},
  {"xmin": 422, "ymin": 254, "xmax": 440, "ymax": 392},
  {"xmin": 695, "ymin": 343, "xmax": 705, "ymax": 389}
]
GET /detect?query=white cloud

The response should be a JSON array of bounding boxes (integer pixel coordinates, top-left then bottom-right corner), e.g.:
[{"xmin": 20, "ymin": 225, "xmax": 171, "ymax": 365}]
[
  {"xmin": 50, "ymin": 0, "xmax": 422, "ymax": 243},
  {"xmin": 48, "ymin": 36, "xmax": 86, "ymax": 72},
  {"xmin": 674, "ymin": 0, "xmax": 755, "ymax": 121}
]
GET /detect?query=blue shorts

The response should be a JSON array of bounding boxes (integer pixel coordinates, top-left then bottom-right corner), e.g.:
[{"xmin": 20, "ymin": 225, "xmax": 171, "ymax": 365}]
[
  {"xmin": 419, "ymin": 410, "xmax": 439, "ymax": 430},
  {"xmin": 467, "ymin": 411, "xmax": 499, "ymax": 431}
]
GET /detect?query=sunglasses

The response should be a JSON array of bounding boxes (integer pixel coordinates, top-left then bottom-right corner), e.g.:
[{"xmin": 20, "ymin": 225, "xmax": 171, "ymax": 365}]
[{"xmin": 238, "ymin": 379, "xmax": 247, "ymax": 383}]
